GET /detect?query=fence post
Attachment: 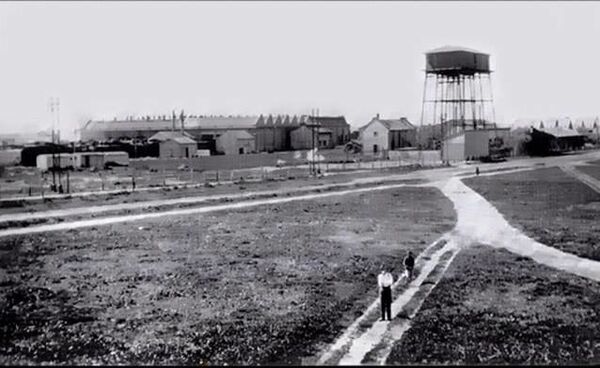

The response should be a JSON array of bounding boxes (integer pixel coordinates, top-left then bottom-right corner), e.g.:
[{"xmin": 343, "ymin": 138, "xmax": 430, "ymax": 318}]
[{"xmin": 216, "ymin": 170, "xmax": 219, "ymax": 183}]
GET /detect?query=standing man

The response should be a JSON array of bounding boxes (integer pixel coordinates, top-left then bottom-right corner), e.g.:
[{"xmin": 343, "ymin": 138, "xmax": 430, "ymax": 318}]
[
  {"xmin": 404, "ymin": 251, "xmax": 415, "ymax": 280},
  {"xmin": 378, "ymin": 269, "xmax": 394, "ymax": 321}
]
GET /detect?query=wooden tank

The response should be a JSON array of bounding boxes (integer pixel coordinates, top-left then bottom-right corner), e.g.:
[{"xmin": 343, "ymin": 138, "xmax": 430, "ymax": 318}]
[{"xmin": 425, "ymin": 46, "xmax": 490, "ymax": 75}]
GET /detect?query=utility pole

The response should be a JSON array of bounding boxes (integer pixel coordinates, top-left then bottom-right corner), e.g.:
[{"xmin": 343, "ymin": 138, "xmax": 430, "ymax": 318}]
[
  {"xmin": 180, "ymin": 109, "xmax": 186, "ymax": 134},
  {"xmin": 49, "ymin": 98, "xmax": 61, "ymax": 192},
  {"xmin": 316, "ymin": 108, "xmax": 321, "ymax": 176},
  {"xmin": 310, "ymin": 109, "xmax": 316, "ymax": 177},
  {"xmin": 594, "ymin": 117, "xmax": 600, "ymax": 145}
]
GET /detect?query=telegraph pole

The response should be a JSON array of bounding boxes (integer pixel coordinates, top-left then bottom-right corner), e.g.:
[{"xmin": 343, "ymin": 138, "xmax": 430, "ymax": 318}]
[{"xmin": 49, "ymin": 98, "xmax": 60, "ymax": 192}]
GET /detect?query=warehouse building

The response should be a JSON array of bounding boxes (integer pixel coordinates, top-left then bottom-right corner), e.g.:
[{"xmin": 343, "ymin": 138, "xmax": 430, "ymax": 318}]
[
  {"xmin": 254, "ymin": 115, "xmax": 299, "ymax": 152},
  {"xmin": 82, "ymin": 113, "xmax": 350, "ymax": 155},
  {"xmin": 81, "ymin": 115, "xmax": 259, "ymax": 142}
]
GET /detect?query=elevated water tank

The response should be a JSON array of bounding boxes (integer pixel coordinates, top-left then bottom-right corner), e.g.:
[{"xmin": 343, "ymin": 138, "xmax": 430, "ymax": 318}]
[{"xmin": 425, "ymin": 46, "xmax": 490, "ymax": 75}]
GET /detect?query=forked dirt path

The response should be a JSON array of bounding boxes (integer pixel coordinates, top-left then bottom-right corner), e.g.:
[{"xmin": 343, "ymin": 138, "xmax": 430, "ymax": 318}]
[
  {"xmin": 438, "ymin": 177, "xmax": 600, "ymax": 282},
  {"xmin": 318, "ymin": 169, "xmax": 600, "ymax": 365}
]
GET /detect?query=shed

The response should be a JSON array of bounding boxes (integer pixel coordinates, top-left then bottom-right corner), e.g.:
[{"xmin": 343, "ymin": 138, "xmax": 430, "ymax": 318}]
[
  {"xmin": 290, "ymin": 125, "xmax": 334, "ymax": 150},
  {"xmin": 215, "ymin": 130, "xmax": 256, "ymax": 155},
  {"xmin": 149, "ymin": 131, "xmax": 198, "ymax": 158},
  {"xmin": 526, "ymin": 127, "xmax": 586, "ymax": 156}
]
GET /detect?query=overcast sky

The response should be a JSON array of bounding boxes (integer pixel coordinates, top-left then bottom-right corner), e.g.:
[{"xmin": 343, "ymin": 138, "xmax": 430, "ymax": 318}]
[{"xmin": 1, "ymin": 1, "xmax": 600, "ymax": 138}]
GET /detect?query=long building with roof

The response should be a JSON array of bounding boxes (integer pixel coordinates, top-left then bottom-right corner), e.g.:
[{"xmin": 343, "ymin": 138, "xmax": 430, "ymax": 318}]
[
  {"xmin": 81, "ymin": 113, "xmax": 351, "ymax": 154},
  {"xmin": 80, "ymin": 115, "xmax": 259, "ymax": 142}
]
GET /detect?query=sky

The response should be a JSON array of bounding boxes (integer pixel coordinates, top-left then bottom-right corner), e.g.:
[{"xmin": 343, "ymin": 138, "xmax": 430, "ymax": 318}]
[{"xmin": 1, "ymin": 1, "xmax": 600, "ymax": 139}]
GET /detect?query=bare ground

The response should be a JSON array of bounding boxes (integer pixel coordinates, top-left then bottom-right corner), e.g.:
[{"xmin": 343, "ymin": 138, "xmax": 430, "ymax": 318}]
[{"xmin": 0, "ymin": 186, "xmax": 455, "ymax": 365}]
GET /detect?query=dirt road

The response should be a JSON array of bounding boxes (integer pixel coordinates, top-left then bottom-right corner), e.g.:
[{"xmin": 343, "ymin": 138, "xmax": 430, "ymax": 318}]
[{"xmin": 316, "ymin": 151, "xmax": 600, "ymax": 365}]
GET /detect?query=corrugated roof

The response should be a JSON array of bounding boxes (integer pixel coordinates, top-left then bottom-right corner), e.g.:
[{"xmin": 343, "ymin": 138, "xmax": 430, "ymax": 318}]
[
  {"xmin": 426, "ymin": 45, "xmax": 487, "ymax": 55},
  {"xmin": 85, "ymin": 116, "xmax": 259, "ymax": 132}
]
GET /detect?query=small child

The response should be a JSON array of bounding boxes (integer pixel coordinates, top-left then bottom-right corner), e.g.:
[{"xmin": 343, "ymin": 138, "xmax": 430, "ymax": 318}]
[{"xmin": 403, "ymin": 251, "xmax": 415, "ymax": 280}]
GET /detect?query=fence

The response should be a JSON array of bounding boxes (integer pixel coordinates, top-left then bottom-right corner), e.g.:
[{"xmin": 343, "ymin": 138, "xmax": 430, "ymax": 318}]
[{"xmin": 0, "ymin": 150, "xmax": 444, "ymax": 200}]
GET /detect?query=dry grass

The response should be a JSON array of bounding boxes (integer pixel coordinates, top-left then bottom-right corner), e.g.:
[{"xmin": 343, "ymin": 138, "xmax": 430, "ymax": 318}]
[
  {"xmin": 0, "ymin": 186, "xmax": 455, "ymax": 365},
  {"xmin": 463, "ymin": 167, "xmax": 600, "ymax": 261},
  {"xmin": 387, "ymin": 245, "xmax": 600, "ymax": 365}
]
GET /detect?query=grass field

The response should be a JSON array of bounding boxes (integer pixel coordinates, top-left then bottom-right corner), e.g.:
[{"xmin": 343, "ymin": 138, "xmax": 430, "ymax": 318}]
[
  {"xmin": 463, "ymin": 167, "xmax": 600, "ymax": 261},
  {"xmin": 386, "ymin": 245, "xmax": 600, "ymax": 365},
  {"xmin": 0, "ymin": 186, "xmax": 455, "ymax": 365}
]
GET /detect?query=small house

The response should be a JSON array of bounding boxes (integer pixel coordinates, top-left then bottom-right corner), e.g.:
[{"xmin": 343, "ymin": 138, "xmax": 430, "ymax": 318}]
[
  {"xmin": 215, "ymin": 130, "xmax": 256, "ymax": 155},
  {"xmin": 149, "ymin": 131, "xmax": 198, "ymax": 159},
  {"xmin": 359, "ymin": 115, "xmax": 416, "ymax": 155}
]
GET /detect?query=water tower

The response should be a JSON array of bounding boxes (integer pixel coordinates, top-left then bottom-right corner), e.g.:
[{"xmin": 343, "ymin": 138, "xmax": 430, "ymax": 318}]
[{"xmin": 419, "ymin": 46, "xmax": 497, "ymax": 147}]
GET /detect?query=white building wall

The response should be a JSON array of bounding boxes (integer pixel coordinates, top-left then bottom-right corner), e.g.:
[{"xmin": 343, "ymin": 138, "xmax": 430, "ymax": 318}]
[{"xmin": 360, "ymin": 120, "xmax": 389, "ymax": 154}]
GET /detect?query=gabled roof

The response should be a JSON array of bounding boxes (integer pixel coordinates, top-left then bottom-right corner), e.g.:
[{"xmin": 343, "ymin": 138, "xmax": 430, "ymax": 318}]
[
  {"xmin": 360, "ymin": 117, "xmax": 415, "ymax": 131},
  {"xmin": 379, "ymin": 118, "xmax": 415, "ymax": 131},
  {"xmin": 308, "ymin": 116, "xmax": 349, "ymax": 128},
  {"xmin": 533, "ymin": 127, "xmax": 585, "ymax": 138},
  {"xmin": 148, "ymin": 130, "xmax": 194, "ymax": 142},
  {"xmin": 169, "ymin": 136, "xmax": 197, "ymax": 144},
  {"xmin": 219, "ymin": 130, "xmax": 255, "ymax": 140}
]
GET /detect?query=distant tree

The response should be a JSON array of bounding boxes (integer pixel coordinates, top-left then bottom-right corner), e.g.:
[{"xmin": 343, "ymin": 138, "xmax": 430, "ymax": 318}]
[
  {"xmin": 539, "ymin": 121, "xmax": 544, "ymax": 129},
  {"xmin": 568, "ymin": 120, "xmax": 573, "ymax": 130},
  {"xmin": 555, "ymin": 120, "xmax": 559, "ymax": 128}
]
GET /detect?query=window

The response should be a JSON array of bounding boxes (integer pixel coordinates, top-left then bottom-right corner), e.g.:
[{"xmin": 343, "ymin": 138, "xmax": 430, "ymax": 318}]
[{"xmin": 374, "ymin": 131, "xmax": 378, "ymax": 137}]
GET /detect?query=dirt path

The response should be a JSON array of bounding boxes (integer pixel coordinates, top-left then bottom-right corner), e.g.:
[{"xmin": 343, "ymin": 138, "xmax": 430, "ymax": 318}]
[
  {"xmin": 438, "ymin": 177, "xmax": 600, "ymax": 282},
  {"xmin": 317, "ymin": 156, "xmax": 600, "ymax": 365},
  {"xmin": 560, "ymin": 164, "xmax": 600, "ymax": 193},
  {"xmin": 316, "ymin": 236, "xmax": 457, "ymax": 365},
  {"xmin": 0, "ymin": 165, "xmax": 536, "ymax": 226},
  {"xmin": 337, "ymin": 238, "xmax": 460, "ymax": 366},
  {"xmin": 0, "ymin": 183, "xmax": 419, "ymax": 238}
]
